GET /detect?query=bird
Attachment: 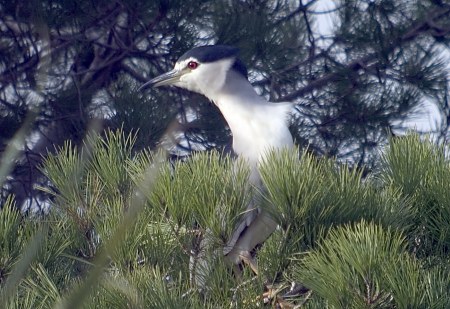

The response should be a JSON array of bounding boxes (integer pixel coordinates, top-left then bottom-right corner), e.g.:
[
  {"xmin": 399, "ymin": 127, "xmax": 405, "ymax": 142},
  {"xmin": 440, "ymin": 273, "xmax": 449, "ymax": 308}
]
[{"xmin": 140, "ymin": 45, "xmax": 294, "ymax": 285}]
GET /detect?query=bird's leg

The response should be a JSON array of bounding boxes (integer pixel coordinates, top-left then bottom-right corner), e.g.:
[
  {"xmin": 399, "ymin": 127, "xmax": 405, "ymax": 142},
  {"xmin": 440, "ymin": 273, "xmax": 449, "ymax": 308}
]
[
  {"xmin": 226, "ymin": 211, "xmax": 277, "ymax": 280},
  {"xmin": 239, "ymin": 251, "xmax": 259, "ymax": 275}
]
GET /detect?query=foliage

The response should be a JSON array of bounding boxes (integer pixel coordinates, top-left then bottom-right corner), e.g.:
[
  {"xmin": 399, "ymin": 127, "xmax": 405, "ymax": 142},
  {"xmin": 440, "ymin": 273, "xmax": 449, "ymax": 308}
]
[
  {"xmin": 1, "ymin": 0, "xmax": 450, "ymax": 208},
  {"xmin": 380, "ymin": 134, "xmax": 450, "ymax": 258},
  {"xmin": 257, "ymin": 147, "xmax": 412, "ymax": 282},
  {"xmin": 0, "ymin": 130, "xmax": 449, "ymax": 307},
  {"xmin": 296, "ymin": 221, "xmax": 450, "ymax": 308},
  {"xmin": 2, "ymin": 0, "xmax": 450, "ymax": 306}
]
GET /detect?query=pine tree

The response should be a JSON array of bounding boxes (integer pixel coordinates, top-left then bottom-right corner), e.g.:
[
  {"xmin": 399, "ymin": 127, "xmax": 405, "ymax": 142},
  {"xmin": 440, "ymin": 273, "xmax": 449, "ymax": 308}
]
[
  {"xmin": 1, "ymin": 130, "xmax": 450, "ymax": 308},
  {"xmin": 1, "ymin": 0, "xmax": 450, "ymax": 307},
  {"xmin": 1, "ymin": 0, "xmax": 449, "ymax": 208}
]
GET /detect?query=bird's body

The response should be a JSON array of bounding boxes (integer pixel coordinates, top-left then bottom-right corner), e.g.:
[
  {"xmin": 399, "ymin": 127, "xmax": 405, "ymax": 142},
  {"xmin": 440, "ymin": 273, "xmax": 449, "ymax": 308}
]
[{"xmin": 140, "ymin": 45, "xmax": 294, "ymax": 283}]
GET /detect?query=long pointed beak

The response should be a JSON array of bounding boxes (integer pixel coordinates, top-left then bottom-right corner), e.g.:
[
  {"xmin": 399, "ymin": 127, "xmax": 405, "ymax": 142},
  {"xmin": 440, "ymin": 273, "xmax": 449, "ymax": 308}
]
[{"xmin": 138, "ymin": 69, "xmax": 183, "ymax": 91}]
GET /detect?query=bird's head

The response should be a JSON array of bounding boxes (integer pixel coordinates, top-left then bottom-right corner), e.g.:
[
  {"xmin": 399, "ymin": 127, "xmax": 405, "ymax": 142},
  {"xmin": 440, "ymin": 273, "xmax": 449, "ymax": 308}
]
[{"xmin": 140, "ymin": 45, "xmax": 248, "ymax": 98}]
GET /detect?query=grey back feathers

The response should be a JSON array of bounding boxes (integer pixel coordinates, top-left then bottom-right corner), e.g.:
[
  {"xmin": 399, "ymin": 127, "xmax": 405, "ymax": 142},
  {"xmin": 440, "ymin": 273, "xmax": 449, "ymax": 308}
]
[{"xmin": 179, "ymin": 45, "xmax": 248, "ymax": 79}]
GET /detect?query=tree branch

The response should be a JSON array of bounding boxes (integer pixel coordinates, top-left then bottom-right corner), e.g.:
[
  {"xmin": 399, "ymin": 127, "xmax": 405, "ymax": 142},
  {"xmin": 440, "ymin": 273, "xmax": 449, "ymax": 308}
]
[{"xmin": 276, "ymin": 5, "xmax": 450, "ymax": 102}]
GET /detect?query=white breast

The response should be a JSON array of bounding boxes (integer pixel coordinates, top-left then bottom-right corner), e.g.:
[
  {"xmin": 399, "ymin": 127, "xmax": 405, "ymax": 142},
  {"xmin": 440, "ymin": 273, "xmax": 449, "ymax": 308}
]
[{"xmin": 216, "ymin": 94, "xmax": 293, "ymax": 167}]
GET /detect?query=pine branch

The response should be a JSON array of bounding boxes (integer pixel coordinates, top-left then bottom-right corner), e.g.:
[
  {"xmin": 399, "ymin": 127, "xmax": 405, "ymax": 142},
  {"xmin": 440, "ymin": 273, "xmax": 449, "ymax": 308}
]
[{"xmin": 277, "ymin": 5, "xmax": 450, "ymax": 102}]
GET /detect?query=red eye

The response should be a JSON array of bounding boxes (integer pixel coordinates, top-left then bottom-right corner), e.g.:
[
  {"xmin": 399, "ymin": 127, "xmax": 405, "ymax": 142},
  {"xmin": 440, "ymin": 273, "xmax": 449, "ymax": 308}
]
[{"xmin": 187, "ymin": 61, "xmax": 198, "ymax": 70}]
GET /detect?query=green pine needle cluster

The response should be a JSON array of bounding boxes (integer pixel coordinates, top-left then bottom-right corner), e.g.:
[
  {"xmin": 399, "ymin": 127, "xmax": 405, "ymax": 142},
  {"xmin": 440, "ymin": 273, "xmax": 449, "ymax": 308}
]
[{"xmin": 1, "ymin": 130, "xmax": 449, "ymax": 308}]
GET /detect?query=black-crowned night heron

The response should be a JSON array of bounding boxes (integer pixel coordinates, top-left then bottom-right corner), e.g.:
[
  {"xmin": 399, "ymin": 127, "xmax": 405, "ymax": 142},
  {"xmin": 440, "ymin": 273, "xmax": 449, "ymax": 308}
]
[{"xmin": 140, "ymin": 45, "xmax": 294, "ymax": 284}]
